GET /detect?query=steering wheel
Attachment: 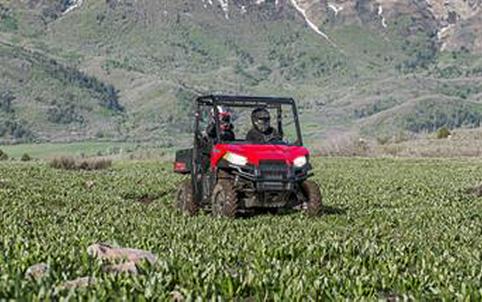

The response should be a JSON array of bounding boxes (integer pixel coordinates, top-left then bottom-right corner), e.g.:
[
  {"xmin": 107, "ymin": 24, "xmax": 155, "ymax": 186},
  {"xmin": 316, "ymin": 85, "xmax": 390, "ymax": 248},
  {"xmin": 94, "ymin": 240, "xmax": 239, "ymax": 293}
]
[{"xmin": 267, "ymin": 135, "xmax": 282, "ymax": 143}]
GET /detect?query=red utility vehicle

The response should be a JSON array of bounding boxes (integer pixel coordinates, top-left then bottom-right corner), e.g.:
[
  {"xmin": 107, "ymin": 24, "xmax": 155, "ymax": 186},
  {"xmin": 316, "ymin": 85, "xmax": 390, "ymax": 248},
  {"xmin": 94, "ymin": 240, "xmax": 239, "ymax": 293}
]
[{"xmin": 174, "ymin": 95, "xmax": 322, "ymax": 217}]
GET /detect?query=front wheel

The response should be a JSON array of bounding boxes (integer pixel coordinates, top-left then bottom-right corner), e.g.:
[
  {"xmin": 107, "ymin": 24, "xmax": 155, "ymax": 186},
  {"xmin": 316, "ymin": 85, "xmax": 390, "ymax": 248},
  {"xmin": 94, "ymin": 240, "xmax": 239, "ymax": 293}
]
[
  {"xmin": 301, "ymin": 180, "xmax": 322, "ymax": 217},
  {"xmin": 176, "ymin": 179, "xmax": 198, "ymax": 216},
  {"xmin": 211, "ymin": 180, "xmax": 238, "ymax": 218}
]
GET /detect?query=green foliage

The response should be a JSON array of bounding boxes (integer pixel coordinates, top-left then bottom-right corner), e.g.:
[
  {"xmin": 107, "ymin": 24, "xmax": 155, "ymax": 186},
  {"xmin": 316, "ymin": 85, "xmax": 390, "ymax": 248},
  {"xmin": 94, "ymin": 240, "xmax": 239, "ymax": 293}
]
[
  {"xmin": 432, "ymin": 52, "xmax": 482, "ymax": 79},
  {"xmin": 433, "ymin": 65, "xmax": 464, "ymax": 79},
  {"xmin": 0, "ymin": 42, "xmax": 125, "ymax": 141},
  {"xmin": 0, "ymin": 90, "xmax": 15, "ymax": 113},
  {"xmin": 392, "ymin": 16, "xmax": 439, "ymax": 73},
  {"xmin": 0, "ymin": 148, "xmax": 7, "ymax": 160},
  {"xmin": 0, "ymin": 142, "xmax": 141, "ymax": 159},
  {"xmin": 376, "ymin": 135, "xmax": 390, "ymax": 145},
  {"xmin": 398, "ymin": 45, "xmax": 437, "ymax": 72},
  {"xmin": 8, "ymin": 46, "xmax": 124, "ymax": 112},
  {"xmin": 20, "ymin": 153, "xmax": 32, "ymax": 161},
  {"xmin": 1, "ymin": 158, "xmax": 482, "ymax": 299},
  {"xmin": 404, "ymin": 100, "xmax": 482, "ymax": 133},
  {"xmin": 436, "ymin": 127, "xmax": 451, "ymax": 139},
  {"xmin": 47, "ymin": 100, "xmax": 84, "ymax": 124},
  {"xmin": 0, "ymin": 5, "xmax": 18, "ymax": 31},
  {"xmin": 0, "ymin": 119, "xmax": 32, "ymax": 141},
  {"xmin": 0, "ymin": 15, "xmax": 17, "ymax": 31},
  {"xmin": 102, "ymin": 58, "xmax": 141, "ymax": 74},
  {"xmin": 43, "ymin": 56, "xmax": 123, "ymax": 112},
  {"xmin": 49, "ymin": 156, "xmax": 112, "ymax": 171},
  {"xmin": 438, "ymin": 83, "xmax": 482, "ymax": 100},
  {"xmin": 353, "ymin": 97, "xmax": 399, "ymax": 119}
]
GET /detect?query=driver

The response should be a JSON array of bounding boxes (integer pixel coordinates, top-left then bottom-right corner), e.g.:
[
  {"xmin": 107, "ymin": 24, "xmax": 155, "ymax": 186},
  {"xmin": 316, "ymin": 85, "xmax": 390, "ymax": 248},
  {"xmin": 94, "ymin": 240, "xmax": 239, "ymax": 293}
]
[{"xmin": 246, "ymin": 108, "xmax": 281, "ymax": 143}]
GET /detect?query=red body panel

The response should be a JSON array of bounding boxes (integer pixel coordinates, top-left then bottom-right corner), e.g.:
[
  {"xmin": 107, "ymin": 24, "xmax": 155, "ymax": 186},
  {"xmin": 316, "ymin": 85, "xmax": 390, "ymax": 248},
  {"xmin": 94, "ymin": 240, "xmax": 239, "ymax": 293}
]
[{"xmin": 210, "ymin": 144, "xmax": 309, "ymax": 168}]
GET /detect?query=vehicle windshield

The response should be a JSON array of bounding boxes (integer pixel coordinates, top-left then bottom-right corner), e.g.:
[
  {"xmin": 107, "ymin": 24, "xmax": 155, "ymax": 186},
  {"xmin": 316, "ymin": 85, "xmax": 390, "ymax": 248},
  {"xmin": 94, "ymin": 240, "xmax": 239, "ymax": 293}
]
[{"xmin": 199, "ymin": 102, "xmax": 301, "ymax": 145}]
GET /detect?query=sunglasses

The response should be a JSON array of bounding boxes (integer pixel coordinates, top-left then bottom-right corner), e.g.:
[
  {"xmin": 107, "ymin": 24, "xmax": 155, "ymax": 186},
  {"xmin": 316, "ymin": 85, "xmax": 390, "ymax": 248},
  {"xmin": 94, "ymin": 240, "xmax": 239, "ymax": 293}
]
[{"xmin": 257, "ymin": 117, "xmax": 270, "ymax": 122}]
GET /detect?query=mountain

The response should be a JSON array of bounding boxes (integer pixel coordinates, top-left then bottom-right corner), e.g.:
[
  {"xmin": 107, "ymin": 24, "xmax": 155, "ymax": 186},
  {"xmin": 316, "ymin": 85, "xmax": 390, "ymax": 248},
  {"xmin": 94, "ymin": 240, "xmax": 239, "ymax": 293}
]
[
  {"xmin": 0, "ymin": 0, "xmax": 481, "ymax": 147},
  {"xmin": 286, "ymin": 0, "xmax": 482, "ymax": 52}
]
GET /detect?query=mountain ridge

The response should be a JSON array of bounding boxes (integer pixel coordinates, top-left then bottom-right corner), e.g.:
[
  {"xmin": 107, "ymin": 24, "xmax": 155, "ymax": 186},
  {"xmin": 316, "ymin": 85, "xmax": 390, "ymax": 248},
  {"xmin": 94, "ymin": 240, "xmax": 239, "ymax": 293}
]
[
  {"xmin": 0, "ymin": 0, "xmax": 481, "ymax": 146},
  {"xmin": 194, "ymin": 0, "xmax": 481, "ymax": 53}
]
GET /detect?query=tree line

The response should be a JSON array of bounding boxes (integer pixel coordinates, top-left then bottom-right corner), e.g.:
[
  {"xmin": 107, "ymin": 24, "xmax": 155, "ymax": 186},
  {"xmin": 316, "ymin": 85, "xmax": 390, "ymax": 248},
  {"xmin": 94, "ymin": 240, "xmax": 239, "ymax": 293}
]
[{"xmin": 11, "ymin": 45, "xmax": 124, "ymax": 112}]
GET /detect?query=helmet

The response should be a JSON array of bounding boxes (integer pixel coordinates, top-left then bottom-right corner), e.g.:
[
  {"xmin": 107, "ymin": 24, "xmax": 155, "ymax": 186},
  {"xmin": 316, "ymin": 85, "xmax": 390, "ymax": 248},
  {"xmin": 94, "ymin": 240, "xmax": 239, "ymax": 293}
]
[
  {"xmin": 211, "ymin": 106, "xmax": 232, "ymax": 131},
  {"xmin": 219, "ymin": 112, "xmax": 232, "ymax": 131},
  {"xmin": 251, "ymin": 108, "xmax": 270, "ymax": 133}
]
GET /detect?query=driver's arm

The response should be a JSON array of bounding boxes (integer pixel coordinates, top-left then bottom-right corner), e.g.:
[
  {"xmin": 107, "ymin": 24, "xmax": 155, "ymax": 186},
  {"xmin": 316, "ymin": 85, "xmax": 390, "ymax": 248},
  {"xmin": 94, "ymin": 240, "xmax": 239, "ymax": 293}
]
[{"xmin": 266, "ymin": 128, "xmax": 282, "ymax": 142}]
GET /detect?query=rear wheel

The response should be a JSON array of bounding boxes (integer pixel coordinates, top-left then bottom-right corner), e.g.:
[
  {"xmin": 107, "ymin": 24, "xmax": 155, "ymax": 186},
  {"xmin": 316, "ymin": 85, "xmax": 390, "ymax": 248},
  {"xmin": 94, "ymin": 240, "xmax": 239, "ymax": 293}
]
[
  {"xmin": 176, "ymin": 179, "xmax": 198, "ymax": 216},
  {"xmin": 211, "ymin": 180, "xmax": 238, "ymax": 218},
  {"xmin": 301, "ymin": 180, "xmax": 322, "ymax": 217}
]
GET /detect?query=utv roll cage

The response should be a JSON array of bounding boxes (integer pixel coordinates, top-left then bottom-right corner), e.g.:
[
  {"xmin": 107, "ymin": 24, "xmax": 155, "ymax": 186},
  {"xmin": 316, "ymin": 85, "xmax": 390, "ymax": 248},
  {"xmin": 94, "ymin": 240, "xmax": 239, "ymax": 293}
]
[{"xmin": 195, "ymin": 95, "xmax": 304, "ymax": 146}]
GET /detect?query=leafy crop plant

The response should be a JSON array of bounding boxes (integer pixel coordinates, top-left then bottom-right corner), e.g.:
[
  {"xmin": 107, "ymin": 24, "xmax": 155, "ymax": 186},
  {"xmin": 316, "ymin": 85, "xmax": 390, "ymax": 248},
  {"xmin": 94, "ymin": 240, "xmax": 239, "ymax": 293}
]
[{"xmin": 0, "ymin": 158, "xmax": 482, "ymax": 299}]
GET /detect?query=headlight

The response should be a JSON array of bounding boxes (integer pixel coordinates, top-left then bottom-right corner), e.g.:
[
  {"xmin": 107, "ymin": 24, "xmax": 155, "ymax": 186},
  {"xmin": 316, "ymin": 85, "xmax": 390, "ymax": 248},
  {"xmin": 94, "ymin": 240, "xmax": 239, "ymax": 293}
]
[
  {"xmin": 223, "ymin": 152, "xmax": 248, "ymax": 166},
  {"xmin": 293, "ymin": 156, "xmax": 307, "ymax": 167}
]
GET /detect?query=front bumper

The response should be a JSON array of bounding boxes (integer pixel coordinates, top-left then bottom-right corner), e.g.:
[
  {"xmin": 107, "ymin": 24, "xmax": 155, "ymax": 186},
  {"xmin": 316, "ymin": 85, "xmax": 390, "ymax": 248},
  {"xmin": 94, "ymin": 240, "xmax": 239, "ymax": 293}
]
[{"xmin": 227, "ymin": 162, "xmax": 312, "ymax": 191}]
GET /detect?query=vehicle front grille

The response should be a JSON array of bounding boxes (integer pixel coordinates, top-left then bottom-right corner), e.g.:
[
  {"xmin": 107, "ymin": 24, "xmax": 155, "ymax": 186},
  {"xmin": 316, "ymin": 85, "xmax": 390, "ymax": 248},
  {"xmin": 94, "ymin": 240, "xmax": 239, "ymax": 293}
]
[{"xmin": 259, "ymin": 160, "xmax": 288, "ymax": 180}]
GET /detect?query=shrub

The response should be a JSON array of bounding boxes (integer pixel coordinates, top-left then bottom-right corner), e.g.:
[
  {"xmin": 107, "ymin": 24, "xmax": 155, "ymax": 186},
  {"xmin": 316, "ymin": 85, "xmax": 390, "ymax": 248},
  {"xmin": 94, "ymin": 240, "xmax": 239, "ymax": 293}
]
[
  {"xmin": 47, "ymin": 101, "xmax": 84, "ymax": 124},
  {"xmin": 49, "ymin": 156, "xmax": 75, "ymax": 170},
  {"xmin": 318, "ymin": 135, "xmax": 373, "ymax": 157},
  {"xmin": 376, "ymin": 136, "xmax": 390, "ymax": 145},
  {"xmin": 437, "ymin": 127, "xmax": 451, "ymax": 139},
  {"xmin": 0, "ymin": 90, "xmax": 15, "ymax": 113},
  {"xmin": 20, "ymin": 153, "xmax": 32, "ymax": 162},
  {"xmin": 49, "ymin": 156, "xmax": 112, "ymax": 171},
  {"xmin": 0, "ymin": 120, "xmax": 33, "ymax": 140},
  {"xmin": 0, "ymin": 149, "xmax": 8, "ymax": 161}
]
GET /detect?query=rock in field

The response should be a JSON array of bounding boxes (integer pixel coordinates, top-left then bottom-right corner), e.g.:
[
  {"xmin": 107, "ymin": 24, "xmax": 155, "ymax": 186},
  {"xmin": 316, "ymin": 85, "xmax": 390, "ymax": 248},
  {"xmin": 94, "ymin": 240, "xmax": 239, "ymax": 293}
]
[
  {"xmin": 171, "ymin": 290, "xmax": 185, "ymax": 302},
  {"xmin": 104, "ymin": 261, "xmax": 138, "ymax": 274},
  {"xmin": 467, "ymin": 184, "xmax": 482, "ymax": 197},
  {"xmin": 84, "ymin": 180, "xmax": 96, "ymax": 190},
  {"xmin": 57, "ymin": 276, "xmax": 97, "ymax": 290},
  {"xmin": 25, "ymin": 263, "xmax": 49, "ymax": 280},
  {"xmin": 87, "ymin": 243, "xmax": 157, "ymax": 265}
]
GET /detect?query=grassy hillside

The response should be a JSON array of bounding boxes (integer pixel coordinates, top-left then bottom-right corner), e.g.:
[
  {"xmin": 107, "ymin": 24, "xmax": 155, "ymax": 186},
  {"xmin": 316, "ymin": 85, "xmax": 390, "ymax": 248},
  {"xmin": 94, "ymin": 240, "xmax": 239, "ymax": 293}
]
[
  {"xmin": 0, "ymin": 41, "xmax": 125, "ymax": 143},
  {"xmin": 0, "ymin": 0, "xmax": 482, "ymax": 147}
]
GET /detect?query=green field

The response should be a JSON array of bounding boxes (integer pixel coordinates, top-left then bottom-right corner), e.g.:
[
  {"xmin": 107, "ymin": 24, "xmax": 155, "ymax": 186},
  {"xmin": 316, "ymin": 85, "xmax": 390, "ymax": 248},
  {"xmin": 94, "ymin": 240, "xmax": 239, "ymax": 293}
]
[
  {"xmin": 1, "ymin": 158, "xmax": 482, "ymax": 299},
  {"xmin": 0, "ymin": 142, "xmax": 176, "ymax": 159},
  {"xmin": 0, "ymin": 142, "xmax": 131, "ymax": 158}
]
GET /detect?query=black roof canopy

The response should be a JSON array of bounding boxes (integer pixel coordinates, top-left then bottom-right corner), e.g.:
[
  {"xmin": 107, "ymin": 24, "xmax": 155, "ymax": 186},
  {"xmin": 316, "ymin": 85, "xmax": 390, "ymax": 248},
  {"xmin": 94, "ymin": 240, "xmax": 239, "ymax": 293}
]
[{"xmin": 196, "ymin": 95, "xmax": 295, "ymax": 108}]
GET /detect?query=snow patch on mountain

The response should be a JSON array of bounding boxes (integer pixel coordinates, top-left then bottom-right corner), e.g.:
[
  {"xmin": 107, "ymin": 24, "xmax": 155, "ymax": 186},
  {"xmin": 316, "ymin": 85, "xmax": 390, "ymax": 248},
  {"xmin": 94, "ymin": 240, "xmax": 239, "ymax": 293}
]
[
  {"xmin": 437, "ymin": 24, "xmax": 455, "ymax": 51},
  {"xmin": 63, "ymin": 0, "xmax": 83, "ymax": 15},
  {"xmin": 200, "ymin": 0, "xmax": 283, "ymax": 19},
  {"xmin": 218, "ymin": 0, "xmax": 229, "ymax": 19},
  {"xmin": 328, "ymin": 3, "xmax": 343, "ymax": 16},
  {"xmin": 288, "ymin": 0, "xmax": 338, "ymax": 47},
  {"xmin": 378, "ymin": 5, "xmax": 387, "ymax": 28},
  {"xmin": 201, "ymin": 0, "xmax": 214, "ymax": 9}
]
